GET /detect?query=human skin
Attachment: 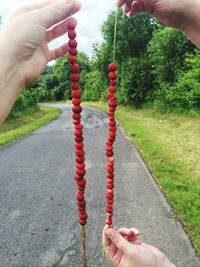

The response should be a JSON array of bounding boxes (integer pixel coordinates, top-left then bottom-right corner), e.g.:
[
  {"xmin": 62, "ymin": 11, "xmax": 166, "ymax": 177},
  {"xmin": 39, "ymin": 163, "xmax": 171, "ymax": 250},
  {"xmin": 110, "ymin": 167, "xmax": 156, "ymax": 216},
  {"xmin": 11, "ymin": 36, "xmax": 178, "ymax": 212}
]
[
  {"xmin": 117, "ymin": 0, "xmax": 200, "ymax": 48},
  {"xmin": 0, "ymin": 0, "xmax": 80, "ymax": 125},
  {"xmin": 103, "ymin": 225, "xmax": 176, "ymax": 267}
]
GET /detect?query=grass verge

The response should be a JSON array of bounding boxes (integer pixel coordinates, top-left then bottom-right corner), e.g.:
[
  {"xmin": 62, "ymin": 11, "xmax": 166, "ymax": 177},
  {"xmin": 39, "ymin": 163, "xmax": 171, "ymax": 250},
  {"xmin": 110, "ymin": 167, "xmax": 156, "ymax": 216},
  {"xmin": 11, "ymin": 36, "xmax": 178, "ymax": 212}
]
[
  {"xmin": 84, "ymin": 101, "xmax": 200, "ymax": 252},
  {"xmin": 0, "ymin": 106, "xmax": 61, "ymax": 147}
]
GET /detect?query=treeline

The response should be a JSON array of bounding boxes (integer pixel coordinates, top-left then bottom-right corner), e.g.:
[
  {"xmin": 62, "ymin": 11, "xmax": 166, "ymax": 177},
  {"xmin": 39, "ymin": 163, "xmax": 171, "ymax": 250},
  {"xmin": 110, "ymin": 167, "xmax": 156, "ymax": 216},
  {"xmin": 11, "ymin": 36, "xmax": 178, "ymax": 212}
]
[{"xmin": 10, "ymin": 11, "xmax": 200, "ymax": 117}]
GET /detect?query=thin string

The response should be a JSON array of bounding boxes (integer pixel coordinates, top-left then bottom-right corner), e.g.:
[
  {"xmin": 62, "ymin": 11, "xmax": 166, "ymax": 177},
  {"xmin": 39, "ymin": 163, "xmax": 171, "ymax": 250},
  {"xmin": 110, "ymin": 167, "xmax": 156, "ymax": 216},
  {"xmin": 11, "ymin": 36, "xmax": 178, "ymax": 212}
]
[
  {"xmin": 113, "ymin": 8, "xmax": 118, "ymax": 63},
  {"xmin": 82, "ymin": 226, "xmax": 87, "ymax": 267}
]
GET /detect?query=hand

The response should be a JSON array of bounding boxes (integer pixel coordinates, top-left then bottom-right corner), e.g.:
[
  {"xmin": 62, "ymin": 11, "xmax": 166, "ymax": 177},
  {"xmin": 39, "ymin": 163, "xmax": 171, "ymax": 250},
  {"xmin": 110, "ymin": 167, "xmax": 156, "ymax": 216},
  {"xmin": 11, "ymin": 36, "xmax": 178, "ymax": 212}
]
[
  {"xmin": 117, "ymin": 0, "xmax": 200, "ymax": 48},
  {"xmin": 0, "ymin": 0, "xmax": 80, "ymax": 87},
  {"xmin": 102, "ymin": 226, "xmax": 176, "ymax": 267}
]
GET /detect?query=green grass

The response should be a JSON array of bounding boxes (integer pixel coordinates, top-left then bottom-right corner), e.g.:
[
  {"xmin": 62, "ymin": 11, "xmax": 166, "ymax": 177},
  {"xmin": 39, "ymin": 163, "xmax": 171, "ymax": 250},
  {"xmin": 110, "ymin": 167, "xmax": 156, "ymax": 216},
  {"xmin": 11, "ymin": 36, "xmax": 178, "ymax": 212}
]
[
  {"xmin": 0, "ymin": 106, "xmax": 61, "ymax": 147},
  {"xmin": 84, "ymin": 101, "xmax": 200, "ymax": 252}
]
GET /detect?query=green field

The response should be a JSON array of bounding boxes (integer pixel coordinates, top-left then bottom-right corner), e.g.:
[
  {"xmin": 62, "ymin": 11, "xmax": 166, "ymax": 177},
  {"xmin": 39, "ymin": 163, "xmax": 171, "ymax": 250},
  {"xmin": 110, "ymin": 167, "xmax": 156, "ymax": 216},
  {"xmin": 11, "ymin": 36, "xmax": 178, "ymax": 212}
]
[
  {"xmin": 84, "ymin": 102, "xmax": 200, "ymax": 252},
  {"xmin": 0, "ymin": 106, "xmax": 61, "ymax": 147}
]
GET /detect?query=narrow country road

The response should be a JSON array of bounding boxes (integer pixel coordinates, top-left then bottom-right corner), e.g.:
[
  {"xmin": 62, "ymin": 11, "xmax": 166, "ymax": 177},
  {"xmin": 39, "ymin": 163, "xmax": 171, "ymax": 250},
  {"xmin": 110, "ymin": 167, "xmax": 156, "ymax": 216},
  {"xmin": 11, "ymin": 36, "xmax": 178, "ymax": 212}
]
[{"xmin": 0, "ymin": 104, "xmax": 199, "ymax": 267}]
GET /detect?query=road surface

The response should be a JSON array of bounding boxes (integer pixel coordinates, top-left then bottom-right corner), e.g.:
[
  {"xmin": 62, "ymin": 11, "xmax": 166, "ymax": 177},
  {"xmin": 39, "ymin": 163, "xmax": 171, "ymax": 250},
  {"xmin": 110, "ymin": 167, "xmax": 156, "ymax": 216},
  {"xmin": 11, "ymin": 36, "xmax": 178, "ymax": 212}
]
[{"xmin": 0, "ymin": 104, "xmax": 199, "ymax": 267}]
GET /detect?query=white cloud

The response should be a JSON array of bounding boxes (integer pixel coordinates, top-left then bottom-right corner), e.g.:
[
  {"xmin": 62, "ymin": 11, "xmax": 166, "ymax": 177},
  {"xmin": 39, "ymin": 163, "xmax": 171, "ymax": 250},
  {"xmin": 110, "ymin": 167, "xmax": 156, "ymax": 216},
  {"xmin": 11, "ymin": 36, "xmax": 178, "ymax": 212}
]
[{"xmin": 0, "ymin": 0, "xmax": 115, "ymax": 56}]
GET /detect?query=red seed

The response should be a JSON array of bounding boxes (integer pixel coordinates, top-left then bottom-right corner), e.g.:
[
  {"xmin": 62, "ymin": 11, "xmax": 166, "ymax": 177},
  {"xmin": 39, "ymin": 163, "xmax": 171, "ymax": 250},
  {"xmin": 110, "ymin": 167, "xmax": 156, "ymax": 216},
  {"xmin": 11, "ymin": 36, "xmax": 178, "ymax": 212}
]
[
  {"xmin": 109, "ymin": 121, "xmax": 116, "ymax": 127},
  {"xmin": 108, "ymin": 111, "xmax": 114, "ymax": 117},
  {"xmin": 105, "ymin": 145, "xmax": 113, "ymax": 152},
  {"xmin": 109, "ymin": 132, "xmax": 116, "ymax": 139},
  {"xmin": 106, "ymin": 220, "xmax": 112, "ymax": 226},
  {"xmin": 69, "ymin": 39, "xmax": 77, "ymax": 48},
  {"xmin": 108, "ymin": 72, "xmax": 117, "ymax": 80},
  {"xmin": 68, "ymin": 22, "xmax": 76, "ymax": 30},
  {"xmin": 72, "ymin": 98, "xmax": 81, "ymax": 105},
  {"xmin": 108, "ymin": 63, "xmax": 117, "ymax": 72},
  {"xmin": 110, "ymin": 127, "xmax": 117, "ymax": 133},
  {"xmin": 107, "ymin": 92, "xmax": 114, "ymax": 100},
  {"xmin": 68, "ymin": 55, "xmax": 77, "ymax": 64},
  {"xmin": 69, "ymin": 48, "xmax": 77, "ymax": 56},
  {"xmin": 70, "ymin": 73, "xmax": 80, "ymax": 82},
  {"xmin": 73, "ymin": 114, "xmax": 81, "ymax": 120},
  {"xmin": 68, "ymin": 30, "xmax": 76, "ymax": 39},
  {"xmin": 71, "ymin": 82, "xmax": 79, "ymax": 90},
  {"xmin": 72, "ymin": 90, "xmax": 81, "ymax": 98},
  {"xmin": 70, "ymin": 64, "xmax": 80, "ymax": 73},
  {"xmin": 76, "ymin": 156, "xmax": 85, "ymax": 163}
]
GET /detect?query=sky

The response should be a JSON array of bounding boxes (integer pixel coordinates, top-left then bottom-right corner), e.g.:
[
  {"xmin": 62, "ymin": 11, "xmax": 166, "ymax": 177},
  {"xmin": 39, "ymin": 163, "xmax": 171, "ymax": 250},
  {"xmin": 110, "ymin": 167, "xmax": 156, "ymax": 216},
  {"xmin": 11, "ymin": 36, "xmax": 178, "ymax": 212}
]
[{"xmin": 0, "ymin": 0, "xmax": 115, "ymax": 56}]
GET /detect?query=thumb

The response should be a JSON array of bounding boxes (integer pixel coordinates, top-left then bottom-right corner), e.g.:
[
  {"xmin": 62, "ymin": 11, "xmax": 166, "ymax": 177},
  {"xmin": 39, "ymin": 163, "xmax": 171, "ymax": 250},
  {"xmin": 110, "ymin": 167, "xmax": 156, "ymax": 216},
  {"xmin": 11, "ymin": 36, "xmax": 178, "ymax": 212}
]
[{"xmin": 106, "ymin": 228, "xmax": 132, "ymax": 255}]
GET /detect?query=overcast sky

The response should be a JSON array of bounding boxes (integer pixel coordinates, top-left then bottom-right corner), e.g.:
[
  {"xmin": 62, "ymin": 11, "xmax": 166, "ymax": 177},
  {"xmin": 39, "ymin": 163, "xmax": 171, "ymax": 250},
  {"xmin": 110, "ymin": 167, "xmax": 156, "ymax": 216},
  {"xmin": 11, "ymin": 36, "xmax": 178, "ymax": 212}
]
[{"xmin": 0, "ymin": 0, "xmax": 115, "ymax": 56}]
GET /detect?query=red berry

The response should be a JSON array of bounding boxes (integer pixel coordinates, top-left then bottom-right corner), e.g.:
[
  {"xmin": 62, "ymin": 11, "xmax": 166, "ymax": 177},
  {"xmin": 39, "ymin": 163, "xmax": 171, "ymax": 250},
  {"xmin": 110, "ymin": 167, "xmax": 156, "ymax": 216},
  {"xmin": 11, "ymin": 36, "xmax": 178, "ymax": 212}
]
[
  {"xmin": 75, "ymin": 142, "xmax": 84, "ymax": 149},
  {"xmin": 70, "ymin": 64, "xmax": 80, "ymax": 73},
  {"xmin": 106, "ymin": 220, "xmax": 112, "ymax": 226},
  {"xmin": 74, "ymin": 130, "xmax": 83, "ymax": 138},
  {"xmin": 72, "ymin": 98, "xmax": 81, "ymax": 105},
  {"xmin": 76, "ymin": 156, "xmax": 85, "ymax": 163},
  {"xmin": 72, "ymin": 90, "xmax": 81, "ymax": 98},
  {"xmin": 71, "ymin": 82, "xmax": 79, "ymax": 90},
  {"xmin": 76, "ymin": 149, "xmax": 85, "ymax": 157},
  {"xmin": 75, "ymin": 175, "xmax": 83, "ymax": 182},
  {"xmin": 75, "ymin": 124, "xmax": 83, "ymax": 130},
  {"xmin": 73, "ymin": 114, "xmax": 81, "ymax": 120},
  {"xmin": 75, "ymin": 136, "xmax": 84, "ymax": 143},
  {"xmin": 107, "ymin": 173, "xmax": 114, "ymax": 179},
  {"xmin": 109, "ymin": 100, "xmax": 118, "ymax": 108},
  {"xmin": 108, "ymin": 111, "xmax": 114, "ymax": 117},
  {"xmin": 78, "ymin": 206, "xmax": 86, "ymax": 212},
  {"xmin": 79, "ymin": 212, "xmax": 88, "ymax": 220},
  {"xmin": 106, "ymin": 151, "xmax": 114, "ymax": 157},
  {"xmin": 109, "ymin": 107, "xmax": 116, "ymax": 113},
  {"xmin": 76, "ymin": 163, "xmax": 85, "ymax": 169},
  {"xmin": 107, "ymin": 199, "xmax": 114, "ymax": 205},
  {"xmin": 106, "ymin": 192, "xmax": 114, "ymax": 200},
  {"xmin": 107, "ymin": 183, "xmax": 114, "ymax": 190},
  {"xmin": 72, "ymin": 105, "xmax": 82, "ymax": 114},
  {"xmin": 77, "ymin": 194, "xmax": 84, "ymax": 201},
  {"xmin": 108, "ymin": 63, "xmax": 117, "ymax": 72},
  {"xmin": 77, "ymin": 179, "xmax": 86, "ymax": 187},
  {"xmin": 105, "ymin": 145, "xmax": 113, "ymax": 152},
  {"xmin": 68, "ymin": 22, "xmax": 76, "ymax": 30},
  {"xmin": 70, "ymin": 73, "xmax": 80, "ymax": 82},
  {"xmin": 108, "ymin": 72, "xmax": 117, "ymax": 80},
  {"xmin": 78, "ymin": 200, "xmax": 86, "ymax": 207},
  {"xmin": 110, "ymin": 80, "xmax": 116, "ymax": 86},
  {"xmin": 110, "ymin": 127, "xmax": 117, "ymax": 133},
  {"xmin": 73, "ymin": 120, "xmax": 80, "ymax": 125},
  {"xmin": 69, "ymin": 48, "xmax": 78, "ymax": 56},
  {"xmin": 107, "ymin": 92, "xmax": 114, "ymax": 100},
  {"xmin": 80, "ymin": 220, "xmax": 87, "ymax": 226},
  {"xmin": 106, "ymin": 206, "xmax": 113, "ymax": 214},
  {"xmin": 69, "ymin": 39, "xmax": 77, "ymax": 48},
  {"xmin": 107, "ymin": 167, "xmax": 114, "ymax": 173},
  {"xmin": 109, "ymin": 86, "xmax": 117, "ymax": 94},
  {"xmin": 109, "ymin": 121, "xmax": 116, "ymax": 127},
  {"xmin": 68, "ymin": 30, "xmax": 76, "ymax": 39},
  {"xmin": 68, "ymin": 55, "xmax": 77, "ymax": 64},
  {"xmin": 76, "ymin": 168, "xmax": 86, "ymax": 176}
]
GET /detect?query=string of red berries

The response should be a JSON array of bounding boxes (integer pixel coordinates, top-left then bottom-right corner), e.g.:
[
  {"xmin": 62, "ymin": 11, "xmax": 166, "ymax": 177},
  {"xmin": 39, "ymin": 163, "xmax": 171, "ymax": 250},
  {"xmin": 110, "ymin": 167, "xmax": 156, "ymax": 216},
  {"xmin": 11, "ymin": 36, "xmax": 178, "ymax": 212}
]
[
  {"xmin": 105, "ymin": 63, "xmax": 118, "ymax": 227},
  {"xmin": 67, "ymin": 21, "xmax": 88, "ymax": 229}
]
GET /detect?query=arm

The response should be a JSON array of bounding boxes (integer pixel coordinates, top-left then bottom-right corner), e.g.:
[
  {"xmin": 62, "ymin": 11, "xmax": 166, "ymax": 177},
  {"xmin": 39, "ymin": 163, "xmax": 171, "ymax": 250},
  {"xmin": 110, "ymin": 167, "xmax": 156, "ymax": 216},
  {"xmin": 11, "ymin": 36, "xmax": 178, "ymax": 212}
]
[
  {"xmin": 0, "ymin": 0, "xmax": 80, "ymax": 125},
  {"xmin": 117, "ymin": 0, "xmax": 200, "ymax": 48}
]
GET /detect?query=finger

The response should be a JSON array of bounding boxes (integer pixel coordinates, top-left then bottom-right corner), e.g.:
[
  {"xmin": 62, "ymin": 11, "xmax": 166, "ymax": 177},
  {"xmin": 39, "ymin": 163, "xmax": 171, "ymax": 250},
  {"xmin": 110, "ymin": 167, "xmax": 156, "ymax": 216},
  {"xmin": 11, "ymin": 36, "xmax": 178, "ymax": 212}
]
[
  {"xmin": 36, "ymin": 0, "xmax": 81, "ymax": 29},
  {"xmin": 118, "ymin": 227, "xmax": 140, "ymax": 237},
  {"xmin": 102, "ymin": 226, "xmax": 118, "ymax": 260},
  {"xmin": 106, "ymin": 228, "xmax": 132, "ymax": 255},
  {"xmin": 10, "ymin": 0, "xmax": 56, "ymax": 19},
  {"xmin": 49, "ymin": 42, "xmax": 69, "ymax": 61},
  {"xmin": 46, "ymin": 18, "xmax": 77, "ymax": 42}
]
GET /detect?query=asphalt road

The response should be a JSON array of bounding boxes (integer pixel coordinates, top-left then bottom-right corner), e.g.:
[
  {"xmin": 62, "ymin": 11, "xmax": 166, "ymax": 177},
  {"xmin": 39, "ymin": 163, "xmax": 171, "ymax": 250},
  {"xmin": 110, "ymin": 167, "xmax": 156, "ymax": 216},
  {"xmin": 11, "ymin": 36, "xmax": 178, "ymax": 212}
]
[{"xmin": 0, "ymin": 104, "xmax": 199, "ymax": 267}]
